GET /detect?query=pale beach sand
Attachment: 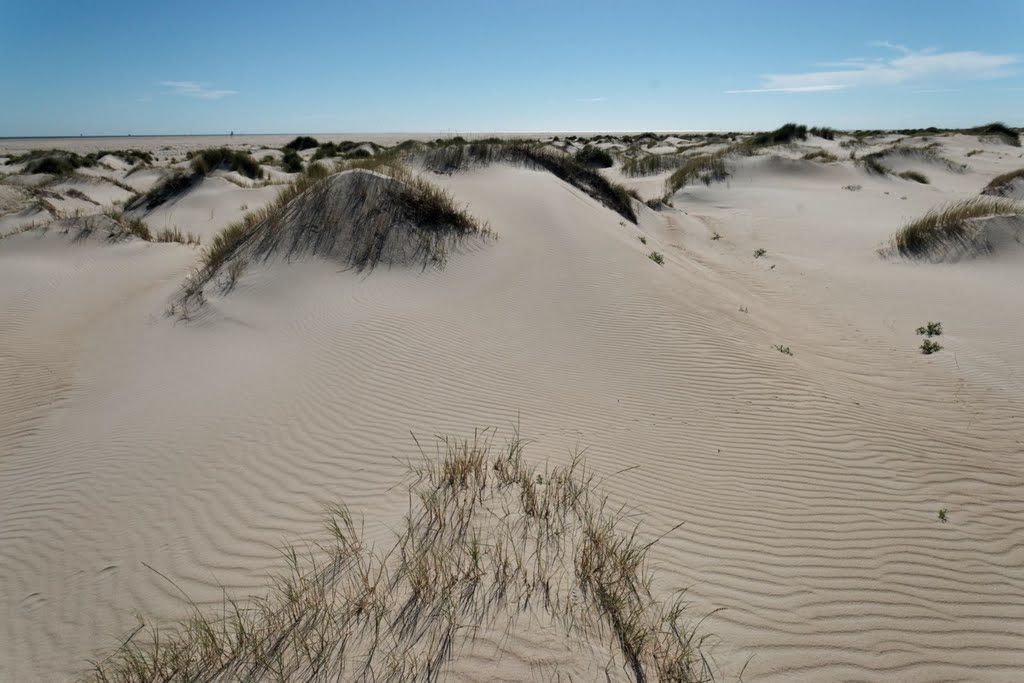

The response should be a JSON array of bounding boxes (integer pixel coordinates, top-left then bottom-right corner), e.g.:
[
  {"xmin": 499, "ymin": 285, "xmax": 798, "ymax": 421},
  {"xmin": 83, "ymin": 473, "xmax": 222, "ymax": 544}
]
[{"xmin": 1, "ymin": 129, "xmax": 1023, "ymax": 681}]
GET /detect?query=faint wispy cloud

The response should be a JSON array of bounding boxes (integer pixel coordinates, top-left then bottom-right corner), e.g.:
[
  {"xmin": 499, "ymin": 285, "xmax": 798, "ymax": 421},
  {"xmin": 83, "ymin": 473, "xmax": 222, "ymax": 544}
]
[
  {"xmin": 576, "ymin": 96, "xmax": 608, "ymax": 102},
  {"xmin": 728, "ymin": 44, "xmax": 1018, "ymax": 94},
  {"xmin": 161, "ymin": 81, "xmax": 239, "ymax": 100}
]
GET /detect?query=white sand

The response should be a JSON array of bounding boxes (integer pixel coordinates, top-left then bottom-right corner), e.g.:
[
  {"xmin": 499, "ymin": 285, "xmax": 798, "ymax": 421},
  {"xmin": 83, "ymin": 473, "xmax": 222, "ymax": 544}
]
[{"xmin": 1, "ymin": 133, "xmax": 1023, "ymax": 681}]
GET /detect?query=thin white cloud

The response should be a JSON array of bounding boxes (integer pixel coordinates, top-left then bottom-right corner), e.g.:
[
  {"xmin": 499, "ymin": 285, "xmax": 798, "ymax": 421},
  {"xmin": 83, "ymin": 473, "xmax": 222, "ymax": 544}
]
[
  {"xmin": 728, "ymin": 44, "xmax": 1018, "ymax": 94},
  {"xmin": 161, "ymin": 81, "xmax": 239, "ymax": 100},
  {"xmin": 575, "ymin": 97, "xmax": 608, "ymax": 102}
]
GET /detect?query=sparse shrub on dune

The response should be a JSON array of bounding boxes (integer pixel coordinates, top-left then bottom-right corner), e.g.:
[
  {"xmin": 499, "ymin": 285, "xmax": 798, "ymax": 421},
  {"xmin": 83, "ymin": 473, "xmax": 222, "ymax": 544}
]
[
  {"xmin": 281, "ymin": 148, "xmax": 304, "ymax": 173},
  {"xmin": 969, "ymin": 122, "xmax": 1020, "ymax": 147},
  {"xmin": 188, "ymin": 148, "xmax": 264, "ymax": 179},
  {"xmin": 664, "ymin": 151, "xmax": 729, "ymax": 194},
  {"xmin": 801, "ymin": 150, "xmax": 838, "ymax": 163},
  {"xmin": 180, "ymin": 160, "xmax": 490, "ymax": 309},
  {"xmin": 884, "ymin": 196, "xmax": 1024, "ymax": 259},
  {"xmin": 621, "ymin": 153, "xmax": 689, "ymax": 177},
  {"xmin": 809, "ymin": 126, "xmax": 837, "ymax": 140},
  {"xmin": 86, "ymin": 429, "xmax": 715, "ymax": 683},
  {"xmin": 859, "ymin": 155, "xmax": 892, "ymax": 176},
  {"xmin": 283, "ymin": 135, "xmax": 320, "ymax": 151},
  {"xmin": 125, "ymin": 171, "xmax": 204, "ymax": 212},
  {"xmin": 573, "ymin": 145, "xmax": 614, "ymax": 168},
  {"xmin": 981, "ymin": 168, "xmax": 1024, "ymax": 196},
  {"xmin": 748, "ymin": 123, "xmax": 808, "ymax": 148}
]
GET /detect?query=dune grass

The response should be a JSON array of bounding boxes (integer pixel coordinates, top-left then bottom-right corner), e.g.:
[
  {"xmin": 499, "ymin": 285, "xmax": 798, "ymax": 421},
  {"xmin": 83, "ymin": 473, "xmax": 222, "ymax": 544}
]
[
  {"xmin": 188, "ymin": 148, "xmax": 263, "ymax": 180},
  {"xmin": 621, "ymin": 153, "xmax": 690, "ymax": 177},
  {"xmin": 801, "ymin": 150, "xmax": 838, "ymax": 163},
  {"xmin": 126, "ymin": 172, "xmax": 204, "ymax": 212},
  {"xmin": 808, "ymin": 126, "xmax": 837, "ymax": 140},
  {"xmin": 283, "ymin": 136, "xmax": 320, "ymax": 151},
  {"xmin": 887, "ymin": 196, "xmax": 1024, "ymax": 258},
  {"xmin": 898, "ymin": 170, "xmax": 930, "ymax": 184},
  {"xmin": 981, "ymin": 168, "xmax": 1024, "ymax": 196},
  {"xmin": 748, "ymin": 123, "xmax": 807, "ymax": 148},
  {"xmin": 179, "ymin": 160, "xmax": 489, "ymax": 308},
  {"xmin": 664, "ymin": 151, "xmax": 729, "ymax": 195},
  {"xmin": 969, "ymin": 122, "xmax": 1020, "ymax": 146},
  {"xmin": 419, "ymin": 141, "xmax": 638, "ymax": 223},
  {"xmin": 85, "ymin": 429, "xmax": 714, "ymax": 683},
  {"xmin": 574, "ymin": 145, "xmax": 614, "ymax": 168}
]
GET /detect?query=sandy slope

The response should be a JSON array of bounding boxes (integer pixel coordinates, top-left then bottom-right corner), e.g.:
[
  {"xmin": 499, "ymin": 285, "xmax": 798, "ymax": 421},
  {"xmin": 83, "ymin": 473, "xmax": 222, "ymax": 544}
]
[{"xmin": 1, "ymin": 135, "xmax": 1023, "ymax": 681}]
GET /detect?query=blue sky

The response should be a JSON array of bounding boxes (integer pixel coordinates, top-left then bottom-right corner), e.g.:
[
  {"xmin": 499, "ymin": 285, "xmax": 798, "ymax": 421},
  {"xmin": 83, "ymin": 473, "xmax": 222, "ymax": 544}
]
[{"xmin": 1, "ymin": 0, "xmax": 1021, "ymax": 136}]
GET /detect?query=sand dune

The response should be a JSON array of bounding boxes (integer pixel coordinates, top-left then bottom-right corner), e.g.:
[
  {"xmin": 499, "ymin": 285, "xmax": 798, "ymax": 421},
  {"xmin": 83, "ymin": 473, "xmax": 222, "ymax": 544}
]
[{"xmin": 1, "ymin": 130, "xmax": 1023, "ymax": 681}]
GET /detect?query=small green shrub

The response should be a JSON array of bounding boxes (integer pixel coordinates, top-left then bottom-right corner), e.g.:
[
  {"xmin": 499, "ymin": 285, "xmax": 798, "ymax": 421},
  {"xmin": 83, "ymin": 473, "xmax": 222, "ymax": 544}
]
[
  {"xmin": 774, "ymin": 344, "xmax": 793, "ymax": 356},
  {"xmin": 921, "ymin": 339, "xmax": 943, "ymax": 354},
  {"xmin": 573, "ymin": 146, "xmax": 614, "ymax": 168},
  {"xmin": 282, "ymin": 149, "xmax": 303, "ymax": 173},
  {"xmin": 808, "ymin": 126, "xmax": 837, "ymax": 140},
  {"xmin": 753, "ymin": 248, "xmax": 766, "ymax": 258},
  {"xmin": 638, "ymin": 235, "xmax": 647, "ymax": 245},
  {"xmin": 648, "ymin": 251, "xmax": 664, "ymax": 265},
  {"xmin": 915, "ymin": 321, "xmax": 942, "ymax": 337},
  {"xmin": 938, "ymin": 508, "xmax": 949, "ymax": 522}
]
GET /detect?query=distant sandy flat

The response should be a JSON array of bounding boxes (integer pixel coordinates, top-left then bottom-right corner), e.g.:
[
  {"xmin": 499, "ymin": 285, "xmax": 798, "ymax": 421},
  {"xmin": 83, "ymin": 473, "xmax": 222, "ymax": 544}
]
[{"xmin": 1, "ymin": 132, "xmax": 1023, "ymax": 681}]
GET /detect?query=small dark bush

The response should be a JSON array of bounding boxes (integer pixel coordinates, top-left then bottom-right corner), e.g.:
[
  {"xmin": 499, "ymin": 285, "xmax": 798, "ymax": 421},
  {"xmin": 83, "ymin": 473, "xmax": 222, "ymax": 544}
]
[
  {"xmin": 282, "ymin": 149, "xmax": 304, "ymax": 173},
  {"xmin": 284, "ymin": 136, "xmax": 320, "ymax": 151},
  {"xmin": 749, "ymin": 123, "xmax": 808, "ymax": 147},
  {"xmin": 574, "ymin": 146, "xmax": 614, "ymax": 168},
  {"xmin": 809, "ymin": 126, "xmax": 837, "ymax": 140}
]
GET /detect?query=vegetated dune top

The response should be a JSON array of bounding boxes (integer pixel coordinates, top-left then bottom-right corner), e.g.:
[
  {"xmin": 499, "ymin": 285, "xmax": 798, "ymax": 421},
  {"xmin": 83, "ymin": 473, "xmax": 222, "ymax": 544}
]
[{"xmin": 2, "ymin": 127, "xmax": 1024, "ymax": 681}]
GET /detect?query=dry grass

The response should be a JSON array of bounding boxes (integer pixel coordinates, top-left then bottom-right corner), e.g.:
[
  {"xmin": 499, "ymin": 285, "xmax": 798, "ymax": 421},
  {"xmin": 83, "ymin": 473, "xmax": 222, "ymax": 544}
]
[
  {"xmin": 801, "ymin": 150, "xmax": 838, "ymax": 163},
  {"xmin": 664, "ymin": 151, "xmax": 729, "ymax": 195},
  {"xmin": 85, "ymin": 429, "xmax": 715, "ymax": 682},
  {"xmin": 418, "ymin": 141, "xmax": 638, "ymax": 223},
  {"xmin": 981, "ymin": 168, "xmax": 1024, "ymax": 197},
  {"xmin": 155, "ymin": 228, "xmax": 200, "ymax": 246},
  {"xmin": 176, "ymin": 161, "xmax": 490, "ymax": 311},
  {"xmin": 885, "ymin": 196, "xmax": 1024, "ymax": 259}
]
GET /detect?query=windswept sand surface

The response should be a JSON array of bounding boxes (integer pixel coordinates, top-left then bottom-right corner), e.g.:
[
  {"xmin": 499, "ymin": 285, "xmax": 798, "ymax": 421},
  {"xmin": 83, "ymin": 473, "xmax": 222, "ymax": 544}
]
[{"xmin": 2, "ymin": 132, "xmax": 1024, "ymax": 681}]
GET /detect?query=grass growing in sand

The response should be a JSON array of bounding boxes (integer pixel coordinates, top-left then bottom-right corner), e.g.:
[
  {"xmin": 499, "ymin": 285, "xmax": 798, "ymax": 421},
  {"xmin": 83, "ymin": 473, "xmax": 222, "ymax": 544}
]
[
  {"xmin": 981, "ymin": 168, "xmax": 1024, "ymax": 196},
  {"xmin": 86, "ymin": 429, "xmax": 715, "ymax": 682},
  {"xmin": 801, "ymin": 150, "xmax": 838, "ymax": 163},
  {"xmin": 664, "ymin": 152, "xmax": 729, "ymax": 195},
  {"xmin": 188, "ymin": 148, "xmax": 263, "ymax": 180},
  {"xmin": 178, "ymin": 160, "xmax": 490, "ymax": 310},
  {"xmin": 283, "ymin": 135, "xmax": 320, "ymax": 151},
  {"xmin": 419, "ymin": 140, "xmax": 638, "ymax": 223},
  {"xmin": 885, "ymin": 197, "xmax": 1024, "ymax": 258},
  {"xmin": 574, "ymin": 145, "xmax": 614, "ymax": 168}
]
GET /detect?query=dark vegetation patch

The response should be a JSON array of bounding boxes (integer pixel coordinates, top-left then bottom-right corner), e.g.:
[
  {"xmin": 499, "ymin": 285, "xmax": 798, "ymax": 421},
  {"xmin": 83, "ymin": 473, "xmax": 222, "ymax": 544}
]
[
  {"xmin": 981, "ymin": 168, "xmax": 1024, "ymax": 196},
  {"xmin": 283, "ymin": 136, "xmax": 320, "ymax": 151},
  {"xmin": 573, "ymin": 145, "xmax": 614, "ymax": 168},
  {"xmin": 419, "ymin": 141, "xmax": 637, "ymax": 223},
  {"xmin": 187, "ymin": 148, "xmax": 263, "ymax": 179}
]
